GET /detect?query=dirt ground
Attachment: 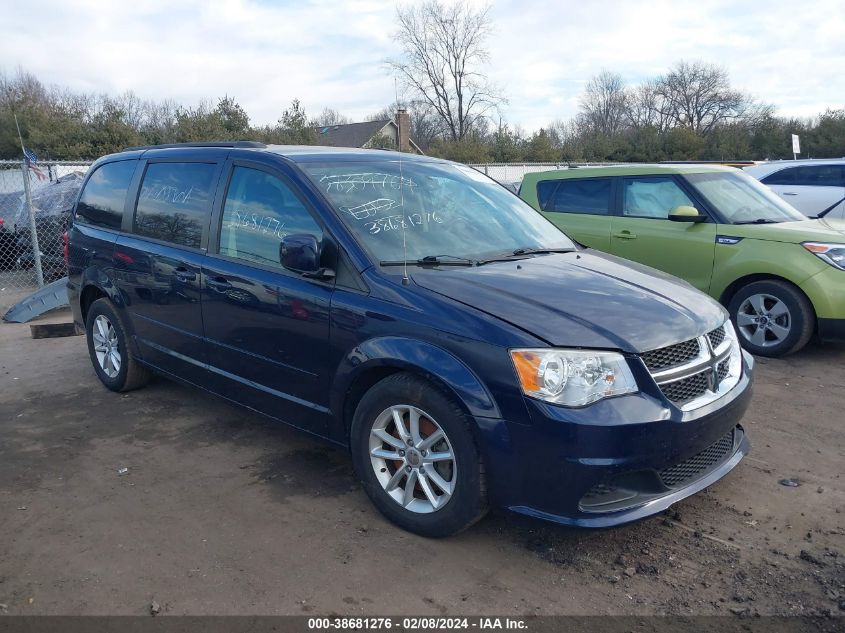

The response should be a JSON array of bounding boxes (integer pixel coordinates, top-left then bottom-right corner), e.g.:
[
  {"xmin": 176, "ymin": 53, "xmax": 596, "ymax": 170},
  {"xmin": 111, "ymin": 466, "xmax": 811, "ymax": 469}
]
[{"xmin": 0, "ymin": 309, "xmax": 843, "ymax": 618}]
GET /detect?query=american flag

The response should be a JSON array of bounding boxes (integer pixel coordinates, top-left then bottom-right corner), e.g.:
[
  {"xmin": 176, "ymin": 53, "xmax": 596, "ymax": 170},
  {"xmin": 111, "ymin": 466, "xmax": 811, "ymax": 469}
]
[{"xmin": 23, "ymin": 147, "xmax": 46, "ymax": 180}]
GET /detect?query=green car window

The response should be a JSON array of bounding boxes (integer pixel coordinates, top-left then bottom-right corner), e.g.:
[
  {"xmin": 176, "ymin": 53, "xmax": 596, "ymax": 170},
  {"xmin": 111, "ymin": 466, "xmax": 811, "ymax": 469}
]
[
  {"xmin": 622, "ymin": 177, "xmax": 695, "ymax": 218},
  {"xmin": 539, "ymin": 178, "xmax": 613, "ymax": 215},
  {"xmin": 685, "ymin": 171, "xmax": 805, "ymax": 224}
]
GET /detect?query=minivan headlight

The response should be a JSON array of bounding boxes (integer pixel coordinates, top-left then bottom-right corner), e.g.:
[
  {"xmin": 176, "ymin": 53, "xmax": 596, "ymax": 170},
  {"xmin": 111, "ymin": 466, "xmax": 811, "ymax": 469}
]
[
  {"xmin": 803, "ymin": 242, "xmax": 845, "ymax": 271},
  {"xmin": 510, "ymin": 349, "xmax": 638, "ymax": 407}
]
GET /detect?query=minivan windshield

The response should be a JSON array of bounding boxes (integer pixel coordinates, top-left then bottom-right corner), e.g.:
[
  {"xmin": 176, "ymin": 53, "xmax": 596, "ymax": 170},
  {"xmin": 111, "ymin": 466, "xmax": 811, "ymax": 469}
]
[
  {"xmin": 685, "ymin": 171, "xmax": 806, "ymax": 224},
  {"xmin": 301, "ymin": 160, "xmax": 574, "ymax": 263}
]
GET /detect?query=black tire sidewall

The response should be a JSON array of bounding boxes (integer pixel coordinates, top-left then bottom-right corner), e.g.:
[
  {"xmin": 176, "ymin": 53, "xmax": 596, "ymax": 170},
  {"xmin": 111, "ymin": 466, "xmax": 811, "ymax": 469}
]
[
  {"xmin": 350, "ymin": 373, "xmax": 485, "ymax": 537},
  {"xmin": 728, "ymin": 281, "xmax": 811, "ymax": 356},
  {"xmin": 86, "ymin": 299, "xmax": 130, "ymax": 391}
]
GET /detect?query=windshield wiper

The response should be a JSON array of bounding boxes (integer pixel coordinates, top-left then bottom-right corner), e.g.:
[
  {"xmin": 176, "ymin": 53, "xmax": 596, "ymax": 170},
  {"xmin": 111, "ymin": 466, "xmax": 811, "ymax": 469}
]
[
  {"xmin": 477, "ymin": 247, "xmax": 575, "ymax": 265},
  {"xmin": 510, "ymin": 247, "xmax": 575, "ymax": 256},
  {"xmin": 379, "ymin": 254, "xmax": 477, "ymax": 267},
  {"xmin": 733, "ymin": 218, "xmax": 781, "ymax": 225}
]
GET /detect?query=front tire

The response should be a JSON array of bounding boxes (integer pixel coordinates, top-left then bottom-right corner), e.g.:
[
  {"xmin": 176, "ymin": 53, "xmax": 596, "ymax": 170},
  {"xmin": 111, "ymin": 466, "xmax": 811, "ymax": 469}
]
[
  {"xmin": 728, "ymin": 280, "xmax": 814, "ymax": 357},
  {"xmin": 85, "ymin": 298, "xmax": 150, "ymax": 392},
  {"xmin": 350, "ymin": 373, "xmax": 487, "ymax": 537}
]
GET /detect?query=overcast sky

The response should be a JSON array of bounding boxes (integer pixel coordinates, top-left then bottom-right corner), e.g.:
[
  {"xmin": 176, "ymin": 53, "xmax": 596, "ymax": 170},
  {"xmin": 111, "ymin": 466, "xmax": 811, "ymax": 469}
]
[{"xmin": 2, "ymin": 0, "xmax": 843, "ymax": 131}]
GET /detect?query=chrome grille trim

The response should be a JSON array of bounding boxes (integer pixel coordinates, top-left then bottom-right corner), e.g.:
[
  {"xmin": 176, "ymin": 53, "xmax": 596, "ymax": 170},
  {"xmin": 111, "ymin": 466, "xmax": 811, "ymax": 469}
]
[{"xmin": 640, "ymin": 323, "xmax": 741, "ymax": 411}]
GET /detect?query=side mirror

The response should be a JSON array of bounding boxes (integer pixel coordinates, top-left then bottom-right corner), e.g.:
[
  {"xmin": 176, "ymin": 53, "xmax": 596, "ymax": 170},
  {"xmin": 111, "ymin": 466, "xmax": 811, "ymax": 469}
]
[
  {"xmin": 668, "ymin": 206, "xmax": 706, "ymax": 223},
  {"xmin": 279, "ymin": 234, "xmax": 335, "ymax": 280},
  {"xmin": 280, "ymin": 234, "xmax": 320, "ymax": 273}
]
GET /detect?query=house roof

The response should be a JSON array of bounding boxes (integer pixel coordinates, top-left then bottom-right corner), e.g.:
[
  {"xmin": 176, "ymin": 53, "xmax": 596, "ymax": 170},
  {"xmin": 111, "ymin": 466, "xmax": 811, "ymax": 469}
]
[{"xmin": 315, "ymin": 120, "xmax": 391, "ymax": 148}]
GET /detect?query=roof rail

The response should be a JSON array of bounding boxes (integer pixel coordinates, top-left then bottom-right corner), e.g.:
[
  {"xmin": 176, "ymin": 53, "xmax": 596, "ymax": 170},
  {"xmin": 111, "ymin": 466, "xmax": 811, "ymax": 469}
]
[{"xmin": 122, "ymin": 140, "xmax": 267, "ymax": 151}]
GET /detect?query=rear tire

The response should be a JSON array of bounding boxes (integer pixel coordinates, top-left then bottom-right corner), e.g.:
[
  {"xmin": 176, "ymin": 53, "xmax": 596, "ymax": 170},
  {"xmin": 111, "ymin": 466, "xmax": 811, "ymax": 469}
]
[
  {"xmin": 85, "ymin": 298, "xmax": 150, "ymax": 392},
  {"xmin": 728, "ymin": 280, "xmax": 814, "ymax": 357},
  {"xmin": 350, "ymin": 372, "xmax": 488, "ymax": 537}
]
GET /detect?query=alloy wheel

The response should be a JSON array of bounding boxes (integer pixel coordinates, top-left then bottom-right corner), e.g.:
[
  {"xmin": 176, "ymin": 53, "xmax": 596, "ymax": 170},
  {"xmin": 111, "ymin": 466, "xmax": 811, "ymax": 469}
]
[
  {"xmin": 369, "ymin": 404, "xmax": 457, "ymax": 514},
  {"xmin": 92, "ymin": 314, "xmax": 121, "ymax": 378},
  {"xmin": 736, "ymin": 293, "xmax": 792, "ymax": 348}
]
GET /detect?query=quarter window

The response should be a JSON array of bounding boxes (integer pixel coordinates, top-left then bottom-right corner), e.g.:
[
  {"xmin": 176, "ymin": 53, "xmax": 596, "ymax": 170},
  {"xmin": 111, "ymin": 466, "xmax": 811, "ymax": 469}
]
[
  {"xmin": 75, "ymin": 160, "xmax": 136, "ymax": 229},
  {"xmin": 538, "ymin": 178, "xmax": 612, "ymax": 215},
  {"xmin": 218, "ymin": 166, "xmax": 322, "ymax": 269},
  {"xmin": 134, "ymin": 162, "xmax": 217, "ymax": 249},
  {"xmin": 622, "ymin": 177, "xmax": 696, "ymax": 219}
]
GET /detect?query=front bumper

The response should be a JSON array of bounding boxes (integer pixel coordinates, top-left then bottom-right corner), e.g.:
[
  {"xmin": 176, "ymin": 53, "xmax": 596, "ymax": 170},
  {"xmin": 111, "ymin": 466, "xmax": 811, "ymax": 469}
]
[
  {"xmin": 817, "ymin": 318, "xmax": 845, "ymax": 343},
  {"xmin": 799, "ymin": 265, "xmax": 845, "ymax": 329},
  {"xmin": 477, "ymin": 351, "xmax": 753, "ymax": 528}
]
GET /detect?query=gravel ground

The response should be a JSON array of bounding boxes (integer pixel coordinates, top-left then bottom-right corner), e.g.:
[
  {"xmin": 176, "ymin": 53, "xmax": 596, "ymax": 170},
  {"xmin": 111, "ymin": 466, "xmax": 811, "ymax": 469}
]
[{"xmin": 0, "ymin": 311, "xmax": 843, "ymax": 619}]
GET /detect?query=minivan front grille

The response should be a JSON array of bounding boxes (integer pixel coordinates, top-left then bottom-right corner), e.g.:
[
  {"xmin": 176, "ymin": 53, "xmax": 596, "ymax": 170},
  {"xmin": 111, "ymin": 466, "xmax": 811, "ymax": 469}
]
[
  {"xmin": 659, "ymin": 371, "xmax": 709, "ymax": 403},
  {"xmin": 708, "ymin": 325, "xmax": 726, "ymax": 349},
  {"xmin": 640, "ymin": 323, "xmax": 740, "ymax": 410},
  {"xmin": 641, "ymin": 338, "xmax": 700, "ymax": 372}
]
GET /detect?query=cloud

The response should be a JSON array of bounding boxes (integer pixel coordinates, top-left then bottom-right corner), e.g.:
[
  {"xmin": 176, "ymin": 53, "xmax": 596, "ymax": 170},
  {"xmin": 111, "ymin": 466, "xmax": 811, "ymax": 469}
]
[
  {"xmin": 489, "ymin": 0, "xmax": 845, "ymax": 129},
  {"xmin": 1, "ymin": 0, "xmax": 842, "ymax": 132}
]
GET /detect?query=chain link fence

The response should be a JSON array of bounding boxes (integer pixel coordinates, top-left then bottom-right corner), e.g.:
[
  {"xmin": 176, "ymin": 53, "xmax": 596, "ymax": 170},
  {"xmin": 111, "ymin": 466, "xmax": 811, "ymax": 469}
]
[{"xmin": 0, "ymin": 160, "xmax": 92, "ymax": 312}]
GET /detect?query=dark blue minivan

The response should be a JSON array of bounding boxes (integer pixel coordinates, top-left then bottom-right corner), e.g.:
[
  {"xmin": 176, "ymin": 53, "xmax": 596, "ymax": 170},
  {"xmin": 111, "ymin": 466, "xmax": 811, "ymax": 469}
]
[{"xmin": 68, "ymin": 142, "xmax": 753, "ymax": 536}]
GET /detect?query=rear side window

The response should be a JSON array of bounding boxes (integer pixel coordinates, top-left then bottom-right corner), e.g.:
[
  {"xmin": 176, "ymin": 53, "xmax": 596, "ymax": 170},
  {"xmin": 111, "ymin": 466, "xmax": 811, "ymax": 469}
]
[
  {"xmin": 134, "ymin": 162, "xmax": 217, "ymax": 249},
  {"xmin": 75, "ymin": 160, "xmax": 136, "ymax": 229},
  {"xmin": 218, "ymin": 166, "xmax": 323, "ymax": 269},
  {"xmin": 764, "ymin": 165, "xmax": 844, "ymax": 187},
  {"xmin": 791, "ymin": 165, "xmax": 843, "ymax": 186},
  {"xmin": 538, "ymin": 178, "xmax": 612, "ymax": 215}
]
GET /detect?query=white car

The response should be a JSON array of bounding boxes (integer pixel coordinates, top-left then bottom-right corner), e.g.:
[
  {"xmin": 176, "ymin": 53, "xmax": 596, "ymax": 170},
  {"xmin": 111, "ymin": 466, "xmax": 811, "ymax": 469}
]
[{"xmin": 744, "ymin": 159, "xmax": 845, "ymax": 219}]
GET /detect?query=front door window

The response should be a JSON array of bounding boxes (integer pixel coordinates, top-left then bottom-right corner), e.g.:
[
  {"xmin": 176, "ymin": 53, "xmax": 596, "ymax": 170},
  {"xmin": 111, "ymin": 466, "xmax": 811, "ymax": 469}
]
[{"xmin": 622, "ymin": 176, "xmax": 695, "ymax": 219}]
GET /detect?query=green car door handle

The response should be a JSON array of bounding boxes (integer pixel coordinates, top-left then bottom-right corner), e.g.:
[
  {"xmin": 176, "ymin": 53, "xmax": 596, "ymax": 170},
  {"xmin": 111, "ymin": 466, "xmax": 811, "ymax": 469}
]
[{"xmin": 613, "ymin": 230, "xmax": 637, "ymax": 239}]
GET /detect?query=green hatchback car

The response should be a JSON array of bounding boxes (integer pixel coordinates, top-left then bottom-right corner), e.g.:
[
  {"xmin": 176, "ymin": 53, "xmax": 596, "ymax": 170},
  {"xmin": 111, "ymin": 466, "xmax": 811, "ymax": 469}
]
[{"xmin": 520, "ymin": 165, "xmax": 845, "ymax": 356}]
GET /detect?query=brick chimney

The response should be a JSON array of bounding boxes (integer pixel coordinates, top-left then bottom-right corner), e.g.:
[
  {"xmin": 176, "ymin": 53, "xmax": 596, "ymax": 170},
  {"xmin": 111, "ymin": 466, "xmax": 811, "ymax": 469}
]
[{"xmin": 396, "ymin": 108, "xmax": 410, "ymax": 153}]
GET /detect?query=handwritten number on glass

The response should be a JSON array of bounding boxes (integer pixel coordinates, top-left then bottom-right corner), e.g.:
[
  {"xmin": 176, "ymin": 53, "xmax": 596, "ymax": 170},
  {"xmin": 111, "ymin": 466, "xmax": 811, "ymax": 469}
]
[{"xmin": 320, "ymin": 173, "xmax": 416, "ymax": 193}]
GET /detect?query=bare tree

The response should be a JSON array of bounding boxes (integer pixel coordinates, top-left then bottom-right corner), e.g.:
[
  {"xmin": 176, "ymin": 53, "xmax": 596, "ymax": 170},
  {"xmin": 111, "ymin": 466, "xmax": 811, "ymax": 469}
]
[
  {"xmin": 141, "ymin": 99, "xmax": 179, "ymax": 144},
  {"xmin": 654, "ymin": 61, "xmax": 750, "ymax": 133},
  {"xmin": 313, "ymin": 107, "xmax": 351, "ymax": 127},
  {"xmin": 409, "ymin": 105, "xmax": 443, "ymax": 150},
  {"xmin": 113, "ymin": 91, "xmax": 146, "ymax": 129},
  {"xmin": 579, "ymin": 70, "xmax": 628, "ymax": 135},
  {"xmin": 388, "ymin": 1, "xmax": 504, "ymax": 141},
  {"xmin": 0, "ymin": 67, "xmax": 49, "ymax": 111},
  {"xmin": 625, "ymin": 80, "xmax": 673, "ymax": 132}
]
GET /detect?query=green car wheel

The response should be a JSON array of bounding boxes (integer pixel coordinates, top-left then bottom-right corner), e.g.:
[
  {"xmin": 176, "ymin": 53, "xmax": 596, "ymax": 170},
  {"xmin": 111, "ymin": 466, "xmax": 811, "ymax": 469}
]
[{"xmin": 728, "ymin": 280, "xmax": 814, "ymax": 357}]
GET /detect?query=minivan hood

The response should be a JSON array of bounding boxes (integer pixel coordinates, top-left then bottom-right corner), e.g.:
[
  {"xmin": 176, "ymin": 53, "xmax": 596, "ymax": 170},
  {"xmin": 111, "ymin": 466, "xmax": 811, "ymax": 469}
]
[
  {"xmin": 411, "ymin": 251, "xmax": 726, "ymax": 353},
  {"xmin": 724, "ymin": 217, "xmax": 845, "ymax": 243}
]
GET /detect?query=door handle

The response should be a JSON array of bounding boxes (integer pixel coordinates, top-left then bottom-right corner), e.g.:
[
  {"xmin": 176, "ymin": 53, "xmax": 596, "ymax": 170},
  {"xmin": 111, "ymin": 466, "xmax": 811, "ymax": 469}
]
[
  {"xmin": 173, "ymin": 267, "xmax": 196, "ymax": 282},
  {"xmin": 613, "ymin": 231, "xmax": 637, "ymax": 239},
  {"xmin": 782, "ymin": 192, "xmax": 798, "ymax": 196},
  {"xmin": 206, "ymin": 276, "xmax": 232, "ymax": 291}
]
